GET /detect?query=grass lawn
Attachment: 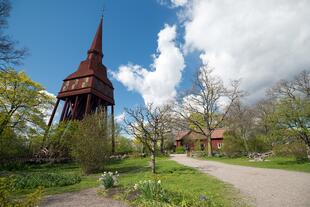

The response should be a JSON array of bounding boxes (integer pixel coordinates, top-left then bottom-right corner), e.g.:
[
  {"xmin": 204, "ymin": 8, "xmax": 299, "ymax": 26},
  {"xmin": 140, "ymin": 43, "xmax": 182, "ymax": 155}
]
[
  {"xmin": 202, "ymin": 156, "xmax": 310, "ymax": 173},
  {"xmin": 2, "ymin": 157, "xmax": 247, "ymax": 206}
]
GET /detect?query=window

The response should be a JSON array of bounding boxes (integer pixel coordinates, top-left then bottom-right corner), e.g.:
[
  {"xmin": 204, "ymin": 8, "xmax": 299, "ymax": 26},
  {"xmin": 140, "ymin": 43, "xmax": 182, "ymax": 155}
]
[{"xmin": 217, "ymin": 143, "xmax": 223, "ymax": 149}]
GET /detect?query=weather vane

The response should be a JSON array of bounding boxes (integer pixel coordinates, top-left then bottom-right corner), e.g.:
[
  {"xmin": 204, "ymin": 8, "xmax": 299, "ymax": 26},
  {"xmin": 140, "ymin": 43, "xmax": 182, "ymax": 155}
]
[{"xmin": 101, "ymin": 1, "xmax": 106, "ymax": 19}]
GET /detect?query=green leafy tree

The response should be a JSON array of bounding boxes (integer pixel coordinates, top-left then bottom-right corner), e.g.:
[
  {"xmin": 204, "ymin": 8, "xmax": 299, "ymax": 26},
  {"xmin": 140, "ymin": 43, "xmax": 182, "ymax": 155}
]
[
  {"xmin": 270, "ymin": 70, "xmax": 310, "ymax": 161},
  {"xmin": 116, "ymin": 135, "xmax": 134, "ymax": 154},
  {"xmin": 0, "ymin": 69, "xmax": 54, "ymax": 157}
]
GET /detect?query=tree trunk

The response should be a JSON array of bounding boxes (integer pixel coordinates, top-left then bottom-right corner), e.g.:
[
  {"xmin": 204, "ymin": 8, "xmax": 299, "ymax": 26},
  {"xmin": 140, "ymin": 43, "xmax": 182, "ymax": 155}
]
[
  {"xmin": 306, "ymin": 144, "xmax": 310, "ymax": 162},
  {"xmin": 242, "ymin": 134, "xmax": 249, "ymax": 155},
  {"xmin": 160, "ymin": 136, "xmax": 164, "ymax": 154},
  {"xmin": 207, "ymin": 134, "xmax": 212, "ymax": 157},
  {"xmin": 151, "ymin": 141, "xmax": 156, "ymax": 173}
]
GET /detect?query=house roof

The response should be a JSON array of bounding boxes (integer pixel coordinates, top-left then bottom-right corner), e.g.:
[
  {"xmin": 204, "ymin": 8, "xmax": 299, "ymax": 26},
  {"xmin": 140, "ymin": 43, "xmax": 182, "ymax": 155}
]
[{"xmin": 175, "ymin": 128, "xmax": 226, "ymax": 141}]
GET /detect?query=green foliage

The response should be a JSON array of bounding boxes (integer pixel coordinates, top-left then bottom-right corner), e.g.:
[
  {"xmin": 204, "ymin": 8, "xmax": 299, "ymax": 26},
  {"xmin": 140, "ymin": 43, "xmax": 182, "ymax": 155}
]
[
  {"xmin": 116, "ymin": 136, "xmax": 134, "ymax": 154},
  {"xmin": 175, "ymin": 146, "xmax": 185, "ymax": 154},
  {"xmin": 0, "ymin": 69, "xmax": 54, "ymax": 137},
  {"xmin": 107, "ymin": 157, "xmax": 244, "ymax": 207},
  {"xmin": 44, "ymin": 121, "xmax": 77, "ymax": 159},
  {"xmin": 204, "ymin": 156, "xmax": 310, "ymax": 173},
  {"xmin": 0, "ymin": 127, "xmax": 30, "ymax": 159},
  {"xmin": 273, "ymin": 140, "xmax": 307, "ymax": 160},
  {"xmin": 247, "ymin": 135, "xmax": 272, "ymax": 153},
  {"xmin": 188, "ymin": 113, "xmax": 205, "ymax": 131},
  {"xmin": 134, "ymin": 179, "xmax": 169, "ymax": 203},
  {"xmin": 12, "ymin": 173, "xmax": 81, "ymax": 190},
  {"xmin": 0, "ymin": 177, "xmax": 43, "ymax": 207},
  {"xmin": 70, "ymin": 110, "xmax": 111, "ymax": 174},
  {"xmin": 99, "ymin": 171, "xmax": 119, "ymax": 189},
  {"xmin": 222, "ymin": 132, "xmax": 246, "ymax": 157}
]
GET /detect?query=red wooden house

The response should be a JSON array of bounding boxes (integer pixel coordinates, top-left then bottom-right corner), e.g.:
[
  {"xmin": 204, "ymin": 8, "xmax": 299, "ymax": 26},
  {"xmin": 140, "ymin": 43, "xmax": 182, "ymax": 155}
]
[{"xmin": 175, "ymin": 129, "xmax": 225, "ymax": 152}]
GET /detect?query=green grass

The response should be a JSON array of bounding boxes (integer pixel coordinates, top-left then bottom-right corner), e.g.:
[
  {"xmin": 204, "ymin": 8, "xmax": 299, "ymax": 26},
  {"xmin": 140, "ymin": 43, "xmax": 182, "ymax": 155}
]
[
  {"xmin": 1, "ymin": 163, "xmax": 100, "ymax": 196},
  {"xmin": 2, "ymin": 157, "xmax": 247, "ymax": 206},
  {"xmin": 106, "ymin": 157, "xmax": 247, "ymax": 206},
  {"xmin": 202, "ymin": 156, "xmax": 310, "ymax": 173}
]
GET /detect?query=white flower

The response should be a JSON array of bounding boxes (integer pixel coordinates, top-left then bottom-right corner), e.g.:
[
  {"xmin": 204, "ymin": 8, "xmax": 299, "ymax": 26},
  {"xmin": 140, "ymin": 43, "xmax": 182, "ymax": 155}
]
[
  {"xmin": 158, "ymin": 180, "xmax": 161, "ymax": 184},
  {"xmin": 134, "ymin": 184, "xmax": 138, "ymax": 190}
]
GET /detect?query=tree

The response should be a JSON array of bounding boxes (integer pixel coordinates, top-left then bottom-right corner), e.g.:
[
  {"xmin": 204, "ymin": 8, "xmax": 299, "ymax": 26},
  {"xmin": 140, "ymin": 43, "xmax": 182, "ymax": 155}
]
[
  {"xmin": 124, "ymin": 104, "xmax": 171, "ymax": 173},
  {"xmin": 225, "ymin": 100, "xmax": 254, "ymax": 154},
  {"xmin": 70, "ymin": 109, "xmax": 111, "ymax": 174},
  {"xmin": 178, "ymin": 64, "xmax": 244, "ymax": 156},
  {"xmin": 0, "ymin": 69, "xmax": 54, "ymax": 138},
  {"xmin": 0, "ymin": 0, "xmax": 27, "ymax": 70},
  {"xmin": 269, "ymin": 70, "xmax": 310, "ymax": 161}
]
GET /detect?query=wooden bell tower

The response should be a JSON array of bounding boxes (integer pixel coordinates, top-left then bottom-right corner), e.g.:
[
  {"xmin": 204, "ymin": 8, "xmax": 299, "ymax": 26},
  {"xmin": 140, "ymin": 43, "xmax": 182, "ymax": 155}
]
[{"xmin": 47, "ymin": 17, "xmax": 115, "ymax": 152}]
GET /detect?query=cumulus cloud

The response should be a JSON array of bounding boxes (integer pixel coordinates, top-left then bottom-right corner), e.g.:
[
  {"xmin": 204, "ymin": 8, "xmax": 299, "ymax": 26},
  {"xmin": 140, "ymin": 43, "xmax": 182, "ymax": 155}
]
[
  {"xmin": 115, "ymin": 112, "xmax": 125, "ymax": 123},
  {"xmin": 157, "ymin": 0, "xmax": 188, "ymax": 7},
  {"xmin": 113, "ymin": 24, "xmax": 185, "ymax": 106},
  {"xmin": 182, "ymin": 0, "xmax": 310, "ymax": 103}
]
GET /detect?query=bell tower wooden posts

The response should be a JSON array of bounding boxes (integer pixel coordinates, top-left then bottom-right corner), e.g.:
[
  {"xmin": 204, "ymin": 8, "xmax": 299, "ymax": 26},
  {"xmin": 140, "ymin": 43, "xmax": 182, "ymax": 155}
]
[{"xmin": 47, "ymin": 18, "xmax": 115, "ymax": 153}]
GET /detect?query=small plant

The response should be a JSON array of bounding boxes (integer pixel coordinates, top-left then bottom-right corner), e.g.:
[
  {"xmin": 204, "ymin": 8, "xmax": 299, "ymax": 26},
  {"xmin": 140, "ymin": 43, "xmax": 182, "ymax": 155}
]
[
  {"xmin": 99, "ymin": 171, "xmax": 119, "ymax": 189},
  {"xmin": 13, "ymin": 172, "xmax": 81, "ymax": 190},
  {"xmin": 133, "ymin": 179, "xmax": 169, "ymax": 202},
  {"xmin": 175, "ymin": 146, "xmax": 185, "ymax": 154},
  {"xmin": 0, "ymin": 177, "xmax": 43, "ymax": 207}
]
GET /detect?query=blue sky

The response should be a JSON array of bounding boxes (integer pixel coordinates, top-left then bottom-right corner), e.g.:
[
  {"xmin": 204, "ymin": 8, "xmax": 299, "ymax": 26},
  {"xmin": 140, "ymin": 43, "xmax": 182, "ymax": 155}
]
[
  {"xmin": 8, "ymin": 0, "xmax": 310, "ymax": 120},
  {"xmin": 8, "ymin": 0, "xmax": 195, "ymax": 118}
]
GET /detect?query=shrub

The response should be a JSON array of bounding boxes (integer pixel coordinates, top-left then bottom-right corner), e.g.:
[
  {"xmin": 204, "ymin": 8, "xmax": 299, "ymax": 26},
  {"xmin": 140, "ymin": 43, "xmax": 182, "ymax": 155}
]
[
  {"xmin": 222, "ymin": 132, "xmax": 246, "ymax": 157},
  {"xmin": 99, "ymin": 171, "xmax": 119, "ymax": 189},
  {"xmin": 70, "ymin": 110, "xmax": 111, "ymax": 174},
  {"xmin": 248, "ymin": 135, "xmax": 272, "ymax": 153},
  {"xmin": 273, "ymin": 140, "xmax": 307, "ymax": 160},
  {"xmin": 13, "ymin": 172, "xmax": 81, "ymax": 189},
  {"xmin": 0, "ymin": 177, "xmax": 43, "ymax": 207},
  {"xmin": 116, "ymin": 136, "xmax": 134, "ymax": 154},
  {"xmin": 175, "ymin": 146, "xmax": 185, "ymax": 154}
]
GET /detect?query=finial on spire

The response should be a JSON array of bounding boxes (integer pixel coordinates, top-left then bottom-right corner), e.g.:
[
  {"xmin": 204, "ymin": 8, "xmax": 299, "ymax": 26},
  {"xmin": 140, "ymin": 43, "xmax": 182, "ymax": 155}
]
[{"xmin": 88, "ymin": 17, "xmax": 103, "ymax": 59}]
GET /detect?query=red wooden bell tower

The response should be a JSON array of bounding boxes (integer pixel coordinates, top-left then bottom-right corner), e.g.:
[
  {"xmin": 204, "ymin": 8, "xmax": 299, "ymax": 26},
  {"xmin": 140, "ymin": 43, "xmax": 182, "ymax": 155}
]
[{"xmin": 47, "ymin": 17, "xmax": 115, "ymax": 152}]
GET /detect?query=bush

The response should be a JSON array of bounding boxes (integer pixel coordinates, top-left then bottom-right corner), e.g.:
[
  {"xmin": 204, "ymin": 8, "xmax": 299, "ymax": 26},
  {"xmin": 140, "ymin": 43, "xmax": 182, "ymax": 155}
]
[
  {"xmin": 273, "ymin": 140, "xmax": 307, "ymax": 160},
  {"xmin": 175, "ymin": 146, "xmax": 185, "ymax": 154},
  {"xmin": 0, "ymin": 177, "xmax": 43, "ymax": 207},
  {"xmin": 222, "ymin": 132, "xmax": 246, "ymax": 157},
  {"xmin": 116, "ymin": 136, "xmax": 134, "ymax": 154},
  {"xmin": 99, "ymin": 171, "xmax": 119, "ymax": 189},
  {"xmin": 248, "ymin": 135, "xmax": 272, "ymax": 153},
  {"xmin": 13, "ymin": 172, "xmax": 81, "ymax": 189},
  {"xmin": 70, "ymin": 110, "xmax": 111, "ymax": 174}
]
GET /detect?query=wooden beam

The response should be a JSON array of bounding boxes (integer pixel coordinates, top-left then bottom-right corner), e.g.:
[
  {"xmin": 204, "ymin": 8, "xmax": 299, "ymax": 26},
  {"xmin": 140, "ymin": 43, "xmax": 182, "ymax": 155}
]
[
  {"xmin": 72, "ymin": 96, "xmax": 79, "ymax": 119},
  {"xmin": 47, "ymin": 99, "xmax": 60, "ymax": 127},
  {"xmin": 111, "ymin": 105, "xmax": 115, "ymax": 154},
  {"xmin": 85, "ymin": 94, "xmax": 92, "ymax": 116},
  {"xmin": 60, "ymin": 98, "xmax": 68, "ymax": 121}
]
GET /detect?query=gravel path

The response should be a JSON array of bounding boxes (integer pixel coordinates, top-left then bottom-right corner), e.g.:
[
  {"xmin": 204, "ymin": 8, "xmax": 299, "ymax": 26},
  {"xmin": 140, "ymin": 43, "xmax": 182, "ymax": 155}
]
[
  {"xmin": 40, "ymin": 188, "xmax": 128, "ymax": 207},
  {"xmin": 171, "ymin": 154, "xmax": 310, "ymax": 207}
]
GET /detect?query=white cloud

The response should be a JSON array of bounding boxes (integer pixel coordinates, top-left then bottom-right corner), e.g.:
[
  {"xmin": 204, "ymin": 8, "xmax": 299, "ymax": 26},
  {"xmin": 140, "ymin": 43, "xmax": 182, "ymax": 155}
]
[
  {"xmin": 157, "ymin": 0, "xmax": 188, "ymax": 7},
  {"xmin": 115, "ymin": 112, "xmax": 125, "ymax": 123},
  {"xmin": 171, "ymin": 0, "xmax": 188, "ymax": 7},
  {"xmin": 113, "ymin": 24, "xmax": 185, "ymax": 106},
  {"xmin": 182, "ymin": 0, "xmax": 310, "ymax": 103}
]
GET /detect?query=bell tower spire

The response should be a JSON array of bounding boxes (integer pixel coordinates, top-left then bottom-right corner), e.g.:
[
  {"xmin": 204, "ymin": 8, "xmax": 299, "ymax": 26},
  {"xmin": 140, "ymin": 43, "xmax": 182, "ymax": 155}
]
[{"xmin": 88, "ymin": 17, "xmax": 103, "ymax": 60}]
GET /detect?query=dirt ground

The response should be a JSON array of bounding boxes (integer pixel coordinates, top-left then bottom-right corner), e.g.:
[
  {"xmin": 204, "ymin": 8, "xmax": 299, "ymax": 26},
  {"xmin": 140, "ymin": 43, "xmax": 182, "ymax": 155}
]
[
  {"xmin": 40, "ymin": 188, "xmax": 128, "ymax": 207},
  {"xmin": 171, "ymin": 154, "xmax": 310, "ymax": 207}
]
